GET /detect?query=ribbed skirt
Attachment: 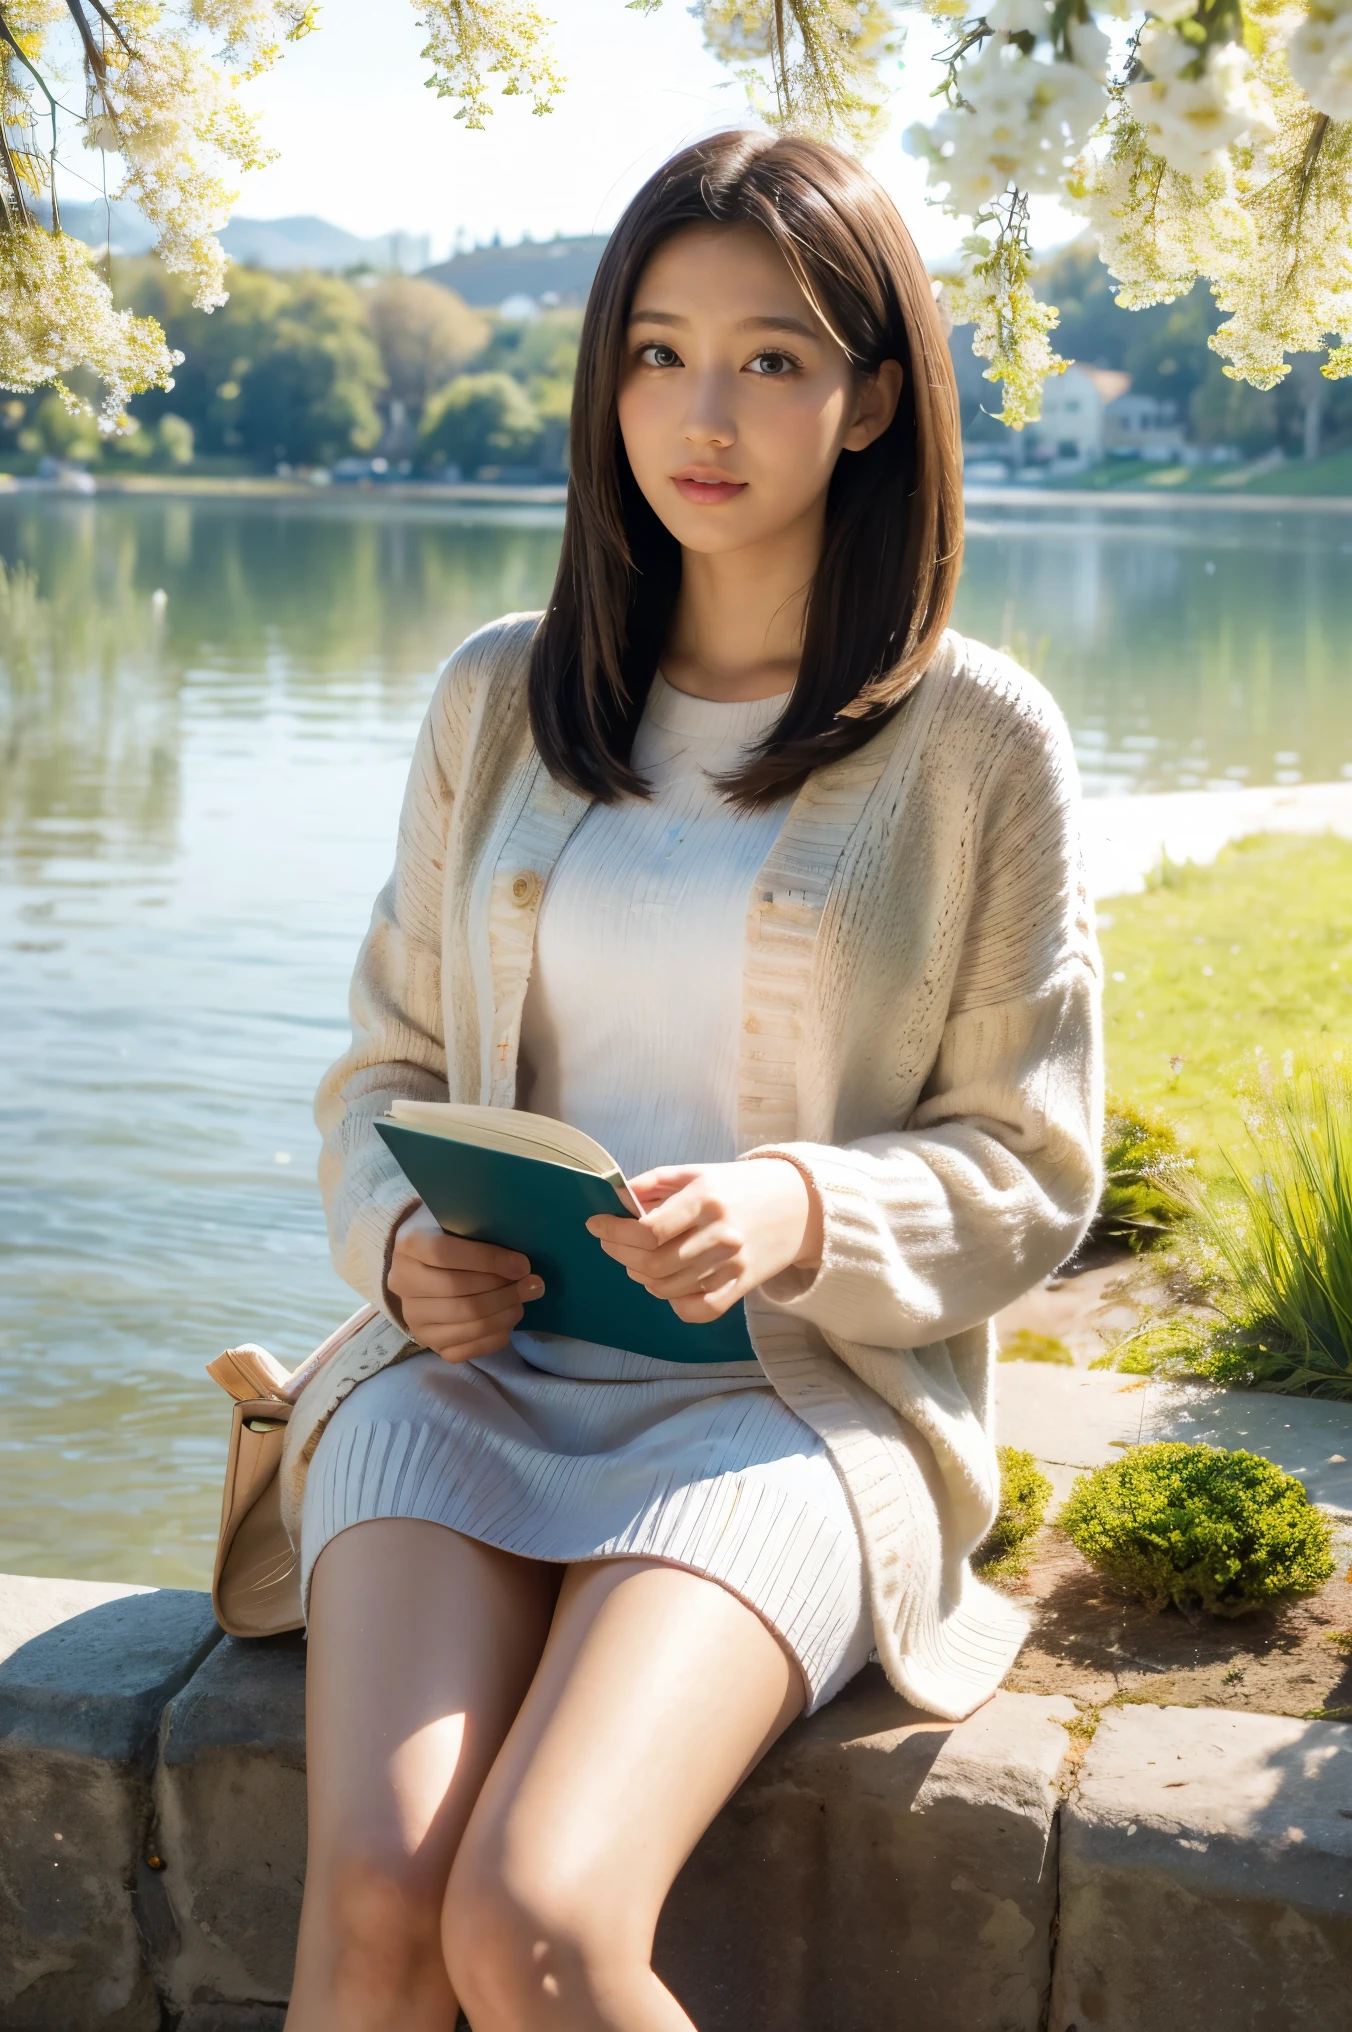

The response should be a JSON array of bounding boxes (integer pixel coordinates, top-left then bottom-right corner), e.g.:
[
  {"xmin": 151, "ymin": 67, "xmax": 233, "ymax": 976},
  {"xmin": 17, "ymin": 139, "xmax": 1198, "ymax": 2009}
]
[{"xmin": 300, "ymin": 1347, "xmax": 874, "ymax": 1713}]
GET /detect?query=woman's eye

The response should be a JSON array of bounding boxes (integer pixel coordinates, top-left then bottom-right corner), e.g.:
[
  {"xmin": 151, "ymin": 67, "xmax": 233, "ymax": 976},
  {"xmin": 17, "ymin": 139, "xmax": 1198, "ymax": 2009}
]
[
  {"xmin": 747, "ymin": 351, "xmax": 796, "ymax": 376},
  {"xmin": 639, "ymin": 343, "xmax": 681, "ymax": 368}
]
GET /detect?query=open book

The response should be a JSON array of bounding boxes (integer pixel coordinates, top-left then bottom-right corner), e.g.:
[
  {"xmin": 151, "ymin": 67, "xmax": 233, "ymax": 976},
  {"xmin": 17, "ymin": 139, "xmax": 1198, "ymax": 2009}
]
[
  {"xmin": 374, "ymin": 1101, "xmax": 755, "ymax": 1366},
  {"xmin": 387, "ymin": 1100, "xmax": 641, "ymax": 1213}
]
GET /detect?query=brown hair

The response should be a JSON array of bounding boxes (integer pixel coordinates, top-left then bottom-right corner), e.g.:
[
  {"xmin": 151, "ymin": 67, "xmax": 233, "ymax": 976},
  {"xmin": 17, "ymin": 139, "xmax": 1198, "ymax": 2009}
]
[{"xmin": 528, "ymin": 129, "xmax": 964, "ymax": 807}]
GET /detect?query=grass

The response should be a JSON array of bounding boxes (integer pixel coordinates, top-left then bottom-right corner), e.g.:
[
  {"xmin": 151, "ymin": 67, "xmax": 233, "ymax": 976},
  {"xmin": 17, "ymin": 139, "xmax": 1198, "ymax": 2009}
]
[
  {"xmin": 999, "ymin": 1329, "xmax": 1074, "ymax": 1365},
  {"xmin": 1000, "ymin": 450, "xmax": 1352, "ymax": 498},
  {"xmin": 974, "ymin": 1447, "xmax": 1054, "ymax": 1581},
  {"xmin": 1099, "ymin": 833, "xmax": 1352, "ymax": 1182},
  {"xmin": 1092, "ymin": 1092, "xmax": 1193, "ymax": 1251},
  {"xmin": 1107, "ymin": 1068, "xmax": 1352, "ymax": 1396}
]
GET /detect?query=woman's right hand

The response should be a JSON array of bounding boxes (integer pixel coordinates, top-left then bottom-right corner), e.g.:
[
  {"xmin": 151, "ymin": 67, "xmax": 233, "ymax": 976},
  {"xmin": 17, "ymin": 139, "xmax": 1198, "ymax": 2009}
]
[{"xmin": 387, "ymin": 1203, "xmax": 544, "ymax": 1361}]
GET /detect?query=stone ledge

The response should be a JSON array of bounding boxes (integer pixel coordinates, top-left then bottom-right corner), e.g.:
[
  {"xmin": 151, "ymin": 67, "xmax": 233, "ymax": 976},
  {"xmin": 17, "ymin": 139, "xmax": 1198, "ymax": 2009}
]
[
  {"xmin": 154, "ymin": 1633, "xmax": 308, "ymax": 2011},
  {"xmin": 1052, "ymin": 1703, "xmax": 1352, "ymax": 2031},
  {"xmin": 656, "ymin": 1674, "xmax": 1075, "ymax": 2031},
  {"xmin": 0, "ymin": 1574, "xmax": 223, "ymax": 2032},
  {"xmin": 8, "ymin": 1572, "xmax": 1352, "ymax": 2030}
]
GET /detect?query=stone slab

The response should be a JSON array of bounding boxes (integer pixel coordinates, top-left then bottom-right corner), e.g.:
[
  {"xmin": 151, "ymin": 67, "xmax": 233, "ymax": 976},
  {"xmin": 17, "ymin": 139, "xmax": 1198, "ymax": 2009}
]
[
  {"xmin": 153, "ymin": 1632, "xmax": 308, "ymax": 2010},
  {"xmin": 995, "ymin": 1365, "xmax": 1155, "ymax": 1504},
  {"xmin": 996, "ymin": 1363, "xmax": 1352, "ymax": 1513},
  {"xmin": 0, "ymin": 1574, "xmax": 223, "ymax": 2032},
  {"xmin": 1143, "ymin": 1383, "xmax": 1352, "ymax": 1514},
  {"xmin": 0, "ymin": 1572, "xmax": 223, "ymax": 1760},
  {"xmin": 655, "ymin": 1670, "xmax": 1075, "ymax": 2032},
  {"xmin": 1052, "ymin": 1703, "xmax": 1352, "ymax": 2031}
]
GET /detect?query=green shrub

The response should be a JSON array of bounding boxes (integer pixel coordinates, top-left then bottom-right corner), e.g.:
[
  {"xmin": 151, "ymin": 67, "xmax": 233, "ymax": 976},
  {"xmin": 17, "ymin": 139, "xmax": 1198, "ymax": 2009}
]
[
  {"xmin": 974, "ymin": 1446, "xmax": 1053, "ymax": 1579},
  {"xmin": 1059, "ymin": 1442, "xmax": 1334, "ymax": 1616},
  {"xmin": 420, "ymin": 370, "xmax": 541, "ymax": 473},
  {"xmin": 1091, "ymin": 1093, "xmax": 1192, "ymax": 1253},
  {"xmin": 1104, "ymin": 1068, "xmax": 1352, "ymax": 1398},
  {"xmin": 999, "ymin": 1329, "xmax": 1073, "ymax": 1365}
]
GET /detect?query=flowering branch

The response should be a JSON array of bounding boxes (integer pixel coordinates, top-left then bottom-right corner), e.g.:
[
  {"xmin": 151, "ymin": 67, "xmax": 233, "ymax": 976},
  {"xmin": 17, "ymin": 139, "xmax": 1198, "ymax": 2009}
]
[{"xmin": 2, "ymin": 0, "xmax": 1349, "ymax": 432}]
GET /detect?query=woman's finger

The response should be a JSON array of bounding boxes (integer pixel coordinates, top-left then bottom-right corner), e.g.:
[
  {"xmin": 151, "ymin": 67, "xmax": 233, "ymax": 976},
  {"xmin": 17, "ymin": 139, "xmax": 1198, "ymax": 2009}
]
[
  {"xmin": 625, "ymin": 1165, "xmax": 702, "ymax": 1208},
  {"xmin": 404, "ymin": 1278, "xmax": 542, "ymax": 1329},
  {"xmin": 389, "ymin": 1262, "xmax": 524, "ymax": 1303},
  {"xmin": 397, "ymin": 1225, "xmax": 531, "ymax": 1281}
]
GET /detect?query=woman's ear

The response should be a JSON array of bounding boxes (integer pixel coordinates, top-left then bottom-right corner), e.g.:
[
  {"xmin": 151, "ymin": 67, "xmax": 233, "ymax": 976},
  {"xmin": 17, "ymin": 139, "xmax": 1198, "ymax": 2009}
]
[{"xmin": 842, "ymin": 359, "xmax": 904, "ymax": 453}]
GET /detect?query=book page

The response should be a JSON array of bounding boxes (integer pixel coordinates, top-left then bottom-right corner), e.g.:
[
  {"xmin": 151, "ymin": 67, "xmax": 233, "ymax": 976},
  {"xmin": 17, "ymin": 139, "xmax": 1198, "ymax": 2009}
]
[{"xmin": 388, "ymin": 1099, "xmax": 628, "ymax": 1188}]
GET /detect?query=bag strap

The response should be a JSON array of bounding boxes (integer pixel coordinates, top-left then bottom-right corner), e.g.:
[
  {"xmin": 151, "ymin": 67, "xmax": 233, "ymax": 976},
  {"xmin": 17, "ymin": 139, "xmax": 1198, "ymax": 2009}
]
[{"xmin": 207, "ymin": 1303, "xmax": 380, "ymax": 1405}]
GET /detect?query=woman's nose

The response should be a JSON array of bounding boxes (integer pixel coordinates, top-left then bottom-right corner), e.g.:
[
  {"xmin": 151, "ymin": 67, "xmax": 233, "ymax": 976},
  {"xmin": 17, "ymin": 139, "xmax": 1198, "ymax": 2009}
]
[{"xmin": 682, "ymin": 371, "xmax": 738, "ymax": 451}]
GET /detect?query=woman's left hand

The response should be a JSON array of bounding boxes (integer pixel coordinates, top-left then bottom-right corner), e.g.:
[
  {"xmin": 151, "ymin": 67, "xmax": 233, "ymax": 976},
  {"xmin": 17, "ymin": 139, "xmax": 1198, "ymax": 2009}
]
[{"xmin": 586, "ymin": 1158, "xmax": 823, "ymax": 1323}]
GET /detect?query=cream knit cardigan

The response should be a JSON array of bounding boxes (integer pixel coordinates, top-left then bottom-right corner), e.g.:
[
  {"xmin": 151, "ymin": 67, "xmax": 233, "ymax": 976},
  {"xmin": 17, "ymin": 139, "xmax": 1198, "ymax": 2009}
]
[{"xmin": 285, "ymin": 614, "xmax": 1103, "ymax": 1721}]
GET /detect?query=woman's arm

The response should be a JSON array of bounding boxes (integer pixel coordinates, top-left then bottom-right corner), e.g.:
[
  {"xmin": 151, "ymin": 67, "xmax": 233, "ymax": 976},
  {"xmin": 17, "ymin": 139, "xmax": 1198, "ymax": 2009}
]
[
  {"xmin": 314, "ymin": 660, "xmax": 465, "ymax": 1312},
  {"xmin": 749, "ymin": 686, "xmax": 1103, "ymax": 1347}
]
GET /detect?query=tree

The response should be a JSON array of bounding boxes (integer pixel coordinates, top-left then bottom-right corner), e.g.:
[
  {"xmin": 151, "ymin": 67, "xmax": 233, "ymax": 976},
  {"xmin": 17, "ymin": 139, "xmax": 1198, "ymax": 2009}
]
[
  {"xmin": 1, "ymin": 2, "xmax": 1349, "ymax": 436},
  {"xmin": 420, "ymin": 370, "xmax": 541, "ymax": 472},
  {"xmin": 111, "ymin": 261, "xmax": 385, "ymax": 466},
  {"xmin": 235, "ymin": 276, "xmax": 385, "ymax": 466},
  {"xmin": 364, "ymin": 276, "xmax": 489, "ymax": 430}
]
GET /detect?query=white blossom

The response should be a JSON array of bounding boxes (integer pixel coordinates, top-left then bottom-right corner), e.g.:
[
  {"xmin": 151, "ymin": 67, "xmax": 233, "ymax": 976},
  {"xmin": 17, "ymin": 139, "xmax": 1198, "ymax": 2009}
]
[
  {"xmin": 984, "ymin": 0, "xmax": 1054, "ymax": 38},
  {"xmin": 1067, "ymin": 16, "xmax": 1111, "ymax": 80},
  {"xmin": 910, "ymin": 39, "xmax": 1106, "ymax": 215},
  {"xmin": 1287, "ymin": 0, "xmax": 1352, "ymax": 122},
  {"xmin": 1125, "ymin": 27, "xmax": 1271, "ymax": 179}
]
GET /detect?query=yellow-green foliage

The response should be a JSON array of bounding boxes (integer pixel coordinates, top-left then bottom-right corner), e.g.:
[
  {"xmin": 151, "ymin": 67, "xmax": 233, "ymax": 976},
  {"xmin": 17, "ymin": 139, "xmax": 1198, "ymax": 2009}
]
[
  {"xmin": 1102, "ymin": 1065, "xmax": 1352, "ymax": 1398},
  {"xmin": 1100, "ymin": 834, "xmax": 1352, "ymax": 1179},
  {"xmin": 1059, "ymin": 1443, "xmax": 1334, "ymax": 1617},
  {"xmin": 999, "ymin": 1330, "xmax": 1074, "ymax": 1365},
  {"xmin": 975, "ymin": 1446, "xmax": 1053, "ymax": 1579},
  {"xmin": 1093, "ymin": 1092, "xmax": 1193, "ymax": 1252}
]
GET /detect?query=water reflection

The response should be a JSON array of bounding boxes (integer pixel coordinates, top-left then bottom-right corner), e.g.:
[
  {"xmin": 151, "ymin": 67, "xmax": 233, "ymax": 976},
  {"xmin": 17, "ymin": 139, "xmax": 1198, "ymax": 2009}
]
[
  {"xmin": 958, "ymin": 510, "xmax": 1352, "ymax": 794},
  {"xmin": 1, "ymin": 493, "xmax": 1349, "ymax": 1587}
]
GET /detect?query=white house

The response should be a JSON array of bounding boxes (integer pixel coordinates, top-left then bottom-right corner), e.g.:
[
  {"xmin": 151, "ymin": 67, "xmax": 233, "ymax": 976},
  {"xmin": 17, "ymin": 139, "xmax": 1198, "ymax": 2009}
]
[{"xmin": 1026, "ymin": 365, "xmax": 1130, "ymax": 466}]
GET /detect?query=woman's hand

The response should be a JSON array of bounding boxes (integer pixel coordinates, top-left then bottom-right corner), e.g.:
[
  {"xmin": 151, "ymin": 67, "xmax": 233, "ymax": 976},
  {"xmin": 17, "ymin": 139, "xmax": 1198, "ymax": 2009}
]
[
  {"xmin": 585, "ymin": 1159, "xmax": 823, "ymax": 1323},
  {"xmin": 387, "ymin": 1203, "xmax": 544, "ymax": 1361}
]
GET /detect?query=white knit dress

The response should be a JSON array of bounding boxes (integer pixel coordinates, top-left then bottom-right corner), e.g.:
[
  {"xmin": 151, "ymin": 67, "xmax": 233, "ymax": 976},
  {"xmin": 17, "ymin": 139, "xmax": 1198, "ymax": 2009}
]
[{"xmin": 301, "ymin": 676, "xmax": 874, "ymax": 1712}]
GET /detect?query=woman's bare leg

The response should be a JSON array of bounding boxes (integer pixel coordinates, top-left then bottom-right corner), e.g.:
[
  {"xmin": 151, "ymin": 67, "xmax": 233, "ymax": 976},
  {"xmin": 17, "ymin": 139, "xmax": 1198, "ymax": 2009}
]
[
  {"xmin": 444, "ymin": 1558, "xmax": 806, "ymax": 2032},
  {"xmin": 286, "ymin": 1518, "xmax": 560, "ymax": 2032}
]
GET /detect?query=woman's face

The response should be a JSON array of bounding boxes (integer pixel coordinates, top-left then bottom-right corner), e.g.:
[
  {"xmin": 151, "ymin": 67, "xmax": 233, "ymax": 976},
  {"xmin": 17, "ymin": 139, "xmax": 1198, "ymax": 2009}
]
[{"xmin": 617, "ymin": 223, "xmax": 901, "ymax": 560}]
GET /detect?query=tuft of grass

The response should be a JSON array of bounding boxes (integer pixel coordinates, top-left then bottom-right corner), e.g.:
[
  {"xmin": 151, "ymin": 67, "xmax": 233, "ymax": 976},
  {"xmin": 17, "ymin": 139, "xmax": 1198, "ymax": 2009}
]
[
  {"xmin": 1325, "ymin": 1630, "xmax": 1352, "ymax": 1656},
  {"xmin": 1104, "ymin": 1067, "xmax": 1352, "ymax": 1398},
  {"xmin": 1059, "ymin": 1443, "xmax": 1334, "ymax": 1617},
  {"xmin": 1099, "ymin": 833, "xmax": 1352, "ymax": 1182},
  {"xmin": 1090, "ymin": 1092, "xmax": 1193, "ymax": 1253},
  {"xmin": 974, "ymin": 1445, "xmax": 1054, "ymax": 1580},
  {"xmin": 999, "ymin": 1328, "xmax": 1074, "ymax": 1365}
]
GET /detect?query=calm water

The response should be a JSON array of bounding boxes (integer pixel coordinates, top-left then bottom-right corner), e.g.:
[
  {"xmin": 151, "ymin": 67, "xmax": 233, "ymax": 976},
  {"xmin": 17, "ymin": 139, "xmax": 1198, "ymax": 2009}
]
[{"xmin": 2, "ymin": 494, "xmax": 1350, "ymax": 1587}]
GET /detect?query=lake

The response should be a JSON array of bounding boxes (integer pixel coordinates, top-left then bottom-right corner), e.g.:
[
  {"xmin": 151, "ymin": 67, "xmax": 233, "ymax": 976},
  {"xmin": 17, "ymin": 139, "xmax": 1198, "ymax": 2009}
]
[{"xmin": 3, "ymin": 492, "xmax": 1351, "ymax": 1588}]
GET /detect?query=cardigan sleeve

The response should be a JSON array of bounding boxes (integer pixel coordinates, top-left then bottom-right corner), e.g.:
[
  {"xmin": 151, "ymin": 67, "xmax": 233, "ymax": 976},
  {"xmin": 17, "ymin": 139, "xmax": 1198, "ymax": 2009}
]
[
  {"xmin": 313, "ymin": 657, "xmax": 467, "ymax": 1314},
  {"xmin": 751, "ymin": 682, "xmax": 1104, "ymax": 1348}
]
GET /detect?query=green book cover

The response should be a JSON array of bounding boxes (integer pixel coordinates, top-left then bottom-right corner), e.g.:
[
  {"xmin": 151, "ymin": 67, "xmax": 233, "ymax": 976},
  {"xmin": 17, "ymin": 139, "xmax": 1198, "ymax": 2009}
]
[{"xmin": 374, "ymin": 1117, "xmax": 755, "ymax": 1365}]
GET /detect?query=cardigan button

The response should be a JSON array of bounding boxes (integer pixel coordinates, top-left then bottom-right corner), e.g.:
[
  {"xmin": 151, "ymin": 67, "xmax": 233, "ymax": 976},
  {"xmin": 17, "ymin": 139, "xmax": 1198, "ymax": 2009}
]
[{"xmin": 509, "ymin": 870, "xmax": 542, "ymax": 909}]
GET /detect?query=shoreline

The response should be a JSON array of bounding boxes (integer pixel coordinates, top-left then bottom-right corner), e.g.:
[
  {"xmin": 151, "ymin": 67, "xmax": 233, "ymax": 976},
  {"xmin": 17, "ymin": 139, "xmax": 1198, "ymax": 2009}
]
[
  {"xmin": 1082, "ymin": 780, "xmax": 1352, "ymax": 898},
  {"xmin": 4, "ymin": 471, "xmax": 1351, "ymax": 513}
]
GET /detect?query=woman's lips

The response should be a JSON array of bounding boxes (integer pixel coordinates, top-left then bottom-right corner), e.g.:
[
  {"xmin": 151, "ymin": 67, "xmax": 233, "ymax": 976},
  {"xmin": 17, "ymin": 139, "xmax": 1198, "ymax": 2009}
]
[{"xmin": 671, "ymin": 475, "xmax": 747, "ymax": 505}]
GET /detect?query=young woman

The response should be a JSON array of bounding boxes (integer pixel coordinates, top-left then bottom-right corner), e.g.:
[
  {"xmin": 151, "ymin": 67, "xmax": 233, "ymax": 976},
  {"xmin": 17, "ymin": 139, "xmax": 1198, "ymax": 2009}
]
[{"xmin": 282, "ymin": 129, "xmax": 1101, "ymax": 2031}]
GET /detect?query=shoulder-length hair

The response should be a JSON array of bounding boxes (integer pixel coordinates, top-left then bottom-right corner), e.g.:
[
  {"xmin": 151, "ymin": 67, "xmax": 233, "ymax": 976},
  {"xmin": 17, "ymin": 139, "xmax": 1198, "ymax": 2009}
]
[{"xmin": 528, "ymin": 128, "xmax": 964, "ymax": 807}]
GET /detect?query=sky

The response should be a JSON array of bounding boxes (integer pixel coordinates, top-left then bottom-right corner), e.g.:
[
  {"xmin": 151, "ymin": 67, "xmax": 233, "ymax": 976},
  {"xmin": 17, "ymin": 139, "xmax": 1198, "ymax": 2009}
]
[{"xmin": 223, "ymin": 0, "xmax": 1082, "ymax": 264}]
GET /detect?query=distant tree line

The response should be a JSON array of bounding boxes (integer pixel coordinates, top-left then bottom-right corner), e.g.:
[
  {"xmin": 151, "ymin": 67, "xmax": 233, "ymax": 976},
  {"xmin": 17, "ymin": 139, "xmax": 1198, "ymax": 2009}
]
[
  {"xmin": 961, "ymin": 244, "xmax": 1352, "ymax": 466},
  {"xmin": 0, "ymin": 267, "xmax": 581, "ymax": 480},
  {"xmin": 3, "ymin": 238, "xmax": 1346, "ymax": 480}
]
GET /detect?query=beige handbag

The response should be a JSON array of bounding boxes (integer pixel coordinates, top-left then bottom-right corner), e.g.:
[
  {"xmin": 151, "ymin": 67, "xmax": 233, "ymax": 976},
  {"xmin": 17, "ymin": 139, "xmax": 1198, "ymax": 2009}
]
[{"xmin": 207, "ymin": 1304, "xmax": 379, "ymax": 1637}]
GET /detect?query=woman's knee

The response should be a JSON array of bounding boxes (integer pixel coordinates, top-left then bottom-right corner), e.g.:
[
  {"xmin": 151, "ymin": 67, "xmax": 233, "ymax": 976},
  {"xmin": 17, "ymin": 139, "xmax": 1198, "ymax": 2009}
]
[
  {"xmin": 444, "ymin": 1849, "xmax": 637, "ymax": 2031},
  {"xmin": 326, "ymin": 1855, "xmax": 452, "ymax": 2017}
]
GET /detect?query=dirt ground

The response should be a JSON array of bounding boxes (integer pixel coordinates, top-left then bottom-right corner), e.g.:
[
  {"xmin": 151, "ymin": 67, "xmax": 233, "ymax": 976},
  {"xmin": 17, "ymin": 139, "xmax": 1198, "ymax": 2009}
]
[{"xmin": 1000, "ymin": 1527, "xmax": 1352, "ymax": 1722}]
